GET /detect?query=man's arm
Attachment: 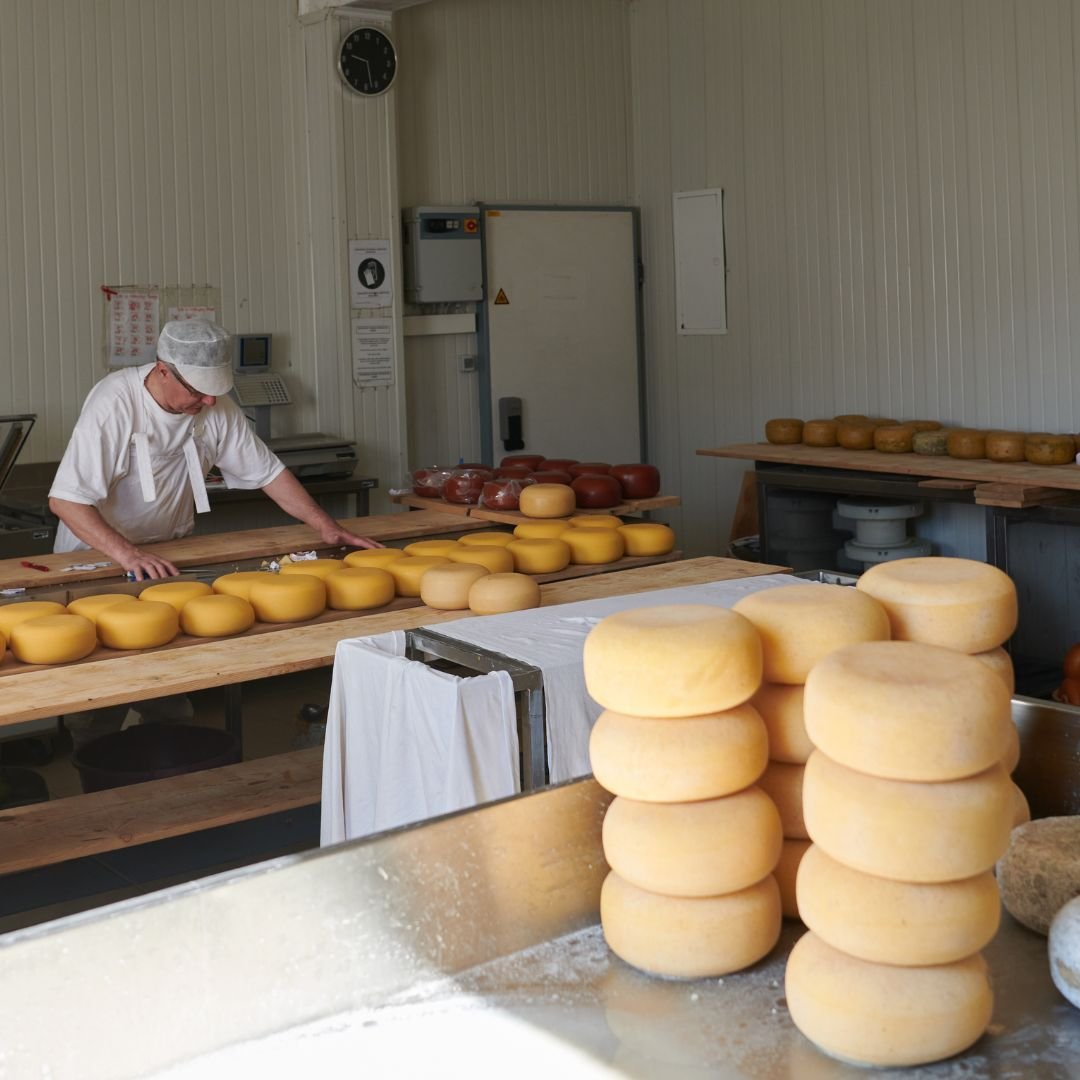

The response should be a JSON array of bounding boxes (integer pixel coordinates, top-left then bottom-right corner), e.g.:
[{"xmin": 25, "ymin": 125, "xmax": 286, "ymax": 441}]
[{"xmin": 260, "ymin": 470, "xmax": 383, "ymax": 549}]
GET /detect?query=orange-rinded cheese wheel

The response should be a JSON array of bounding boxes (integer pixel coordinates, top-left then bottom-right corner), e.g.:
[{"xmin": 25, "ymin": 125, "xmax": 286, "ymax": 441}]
[
  {"xmin": 776, "ymin": 838, "xmax": 811, "ymax": 920},
  {"xmin": 568, "ymin": 514, "xmax": 623, "ymax": 530},
  {"xmin": 403, "ymin": 539, "xmax": 461, "ymax": 558},
  {"xmin": 985, "ymin": 431, "xmax": 1026, "ymax": 462},
  {"xmin": 66, "ymin": 594, "xmax": 134, "ymax": 624},
  {"xmin": 913, "ymin": 429, "xmax": 950, "ymax": 455},
  {"xmin": 518, "ymin": 483, "xmax": 576, "ymax": 518},
  {"xmin": 467, "ymin": 572, "xmax": 541, "ymax": 615},
  {"xmin": 584, "ymin": 605, "xmax": 763, "ymax": 717},
  {"xmin": 1025, "ymin": 432, "xmax": 1075, "ymax": 465},
  {"xmin": 505, "ymin": 538, "xmax": 571, "ymax": 574},
  {"xmin": 563, "ymin": 528, "xmax": 625, "ymax": 565},
  {"xmin": 420, "ymin": 563, "xmax": 490, "ymax": 610},
  {"xmin": 601, "ymin": 871, "xmax": 782, "ymax": 979},
  {"xmin": 803, "ymin": 751, "xmax": 1013, "ymax": 882},
  {"xmin": 836, "ymin": 422, "xmax": 876, "ymax": 450},
  {"xmin": 947, "ymin": 429, "xmax": 986, "ymax": 459},
  {"xmin": 323, "ymin": 567, "xmax": 396, "ymax": 611},
  {"xmin": 602, "ymin": 789, "xmax": 782, "ymax": 898},
  {"xmin": 213, "ymin": 572, "xmax": 272, "ymax": 602},
  {"xmin": 96, "ymin": 600, "xmax": 179, "ymax": 650},
  {"xmin": 446, "ymin": 545, "xmax": 515, "ymax": 573},
  {"xmin": 855, "ymin": 556, "xmax": 1017, "ymax": 653},
  {"xmin": 512, "ymin": 520, "xmax": 570, "ymax": 540},
  {"xmin": 279, "ymin": 558, "xmax": 345, "ymax": 580},
  {"xmin": 138, "ymin": 580, "xmax": 213, "ymax": 614},
  {"xmin": 873, "ymin": 425, "xmax": 915, "ymax": 453},
  {"xmin": 757, "ymin": 760, "xmax": 808, "ymax": 839},
  {"xmin": 765, "ymin": 418, "xmax": 804, "ymax": 444},
  {"xmin": 180, "ymin": 594, "xmax": 256, "ymax": 638},
  {"xmin": 974, "ymin": 645, "xmax": 1015, "ymax": 692},
  {"xmin": 248, "ymin": 575, "xmax": 327, "ymax": 623},
  {"xmin": 796, "ymin": 845, "xmax": 1000, "ymax": 966},
  {"xmin": 785, "ymin": 932, "xmax": 993, "ymax": 1068},
  {"xmin": 732, "ymin": 583, "xmax": 890, "ymax": 685},
  {"xmin": 617, "ymin": 523, "xmax": 676, "ymax": 556},
  {"xmin": 802, "ymin": 420, "xmax": 839, "ymax": 447},
  {"xmin": 804, "ymin": 641, "xmax": 1012, "ymax": 782},
  {"xmin": 457, "ymin": 531, "xmax": 516, "ymax": 548},
  {"xmin": 588, "ymin": 704, "xmax": 769, "ymax": 802},
  {"xmin": 386, "ymin": 556, "xmax": 451, "ymax": 597},
  {"xmin": 750, "ymin": 683, "xmax": 813, "ymax": 764},
  {"xmin": 10, "ymin": 614, "xmax": 97, "ymax": 665},
  {"xmin": 343, "ymin": 548, "xmax": 408, "ymax": 569},
  {"xmin": 0, "ymin": 601, "xmax": 66, "ymax": 639}
]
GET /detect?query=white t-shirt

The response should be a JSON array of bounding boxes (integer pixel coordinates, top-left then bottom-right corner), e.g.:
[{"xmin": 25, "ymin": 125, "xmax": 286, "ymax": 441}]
[{"xmin": 50, "ymin": 364, "xmax": 285, "ymax": 552}]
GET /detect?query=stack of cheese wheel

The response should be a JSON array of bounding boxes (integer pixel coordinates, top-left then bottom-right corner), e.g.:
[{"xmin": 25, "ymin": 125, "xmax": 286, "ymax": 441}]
[
  {"xmin": 585, "ymin": 604, "xmax": 784, "ymax": 978},
  {"xmin": 733, "ymin": 583, "xmax": 892, "ymax": 921},
  {"xmin": 787, "ymin": 637, "xmax": 1013, "ymax": 1068}
]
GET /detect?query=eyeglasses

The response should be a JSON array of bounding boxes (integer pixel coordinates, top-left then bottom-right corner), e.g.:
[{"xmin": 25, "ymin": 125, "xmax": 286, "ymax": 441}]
[{"xmin": 163, "ymin": 364, "xmax": 209, "ymax": 399}]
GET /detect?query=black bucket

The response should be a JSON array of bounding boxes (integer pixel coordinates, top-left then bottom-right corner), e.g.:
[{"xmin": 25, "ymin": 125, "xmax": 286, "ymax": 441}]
[
  {"xmin": 0, "ymin": 766, "xmax": 49, "ymax": 808},
  {"xmin": 71, "ymin": 724, "xmax": 241, "ymax": 794}
]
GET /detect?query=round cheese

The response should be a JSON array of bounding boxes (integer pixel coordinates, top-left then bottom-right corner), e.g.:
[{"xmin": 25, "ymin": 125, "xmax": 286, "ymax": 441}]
[
  {"xmin": 617, "ymin": 523, "xmax": 676, "ymax": 556},
  {"xmin": 0, "ymin": 601, "xmax": 66, "ymax": 639},
  {"xmin": 468, "ymin": 572, "xmax": 541, "ymax": 615},
  {"xmin": 756, "ymin": 760, "xmax": 808, "ymax": 839},
  {"xmin": 732, "ymin": 583, "xmax": 890, "ymax": 685},
  {"xmin": 213, "ymin": 571, "xmax": 272, "ymax": 602},
  {"xmin": 138, "ymin": 580, "xmax": 213, "ymax": 614},
  {"xmin": 785, "ymin": 932, "xmax": 992, "ymax": 1068},
  {"xmin": 343, "ymin": 548, "xmax": 407, "ymax": 569},
  {"xmin": 947, "ymin": 429, "xmax": 987, "ymax": 459},
  {"xmin": 386, "ymin": 556, "xmax": 451, "ymax": 597},
  {"xmin": 420, "ymin": 563, "xmax": 490, "ymax": 610},
  {"xmin": 986, "ymin": 431, "xmax": 1026, "ymax": 462},
  {"xmin": 1049, "ymin": 896, "xmax": 1080, "ymax": 1009},
  {"xmin": 96, "ymin": 600, "xmax": 179, "ymax": 650},
  {"xmin": 584, "ymin": 605, "xmax": 763, "ymax": 717},
  {"xmin": 601, "ymin": 871, "xmax": 781, "ymax": 979},
  {"xmin": 836, "ymin": 422, "xmax": 876, "ymax": 450},
  {"xmin": 588, "ymin": 703, "xmax": 769, "ymax": 802},
  {"xmin": 10, "ymin": 613, "xmax": 97, "ymax": 665},
  {"xmin": 913, "ymin": 429, "xmax": 950, "ymax": 455},
  {"xmin": 512, "ymin": 520, "xmax": 570, "ymax": 540},
  {"xmin": 803, "ymin": 750, "xmax": 1014, "ymax": 882},
  {"xmin": 180, "ymin": 594, "xmax": 256, "ymax": 638},
  {"xmin": 279, "ymin": 558, "xmax": 346, "ymax": 580},
  {"xmin": 776, "ymin": 838, "xmax": 811, "ymax": 920},
  {"xmin": 446, "ymin": 545, "xmax": 515, "ymax": 574},
  {"xmin": 518, "ymin": 483, "xmax": 576, "ymax": 518},
  {"xmin": 602, "ymin": 788, "xmax": 782, "ymax": 897},
  {"xmin": 66, "ymin": 593, "xmax": 135, "ymax": 624},
  {"xmin": 505, "ymin": 539, "xmax": 571, "ymax": 574},
  {"xmin": 796, "ymin": 845, "xmax": 1000, "ymax": 966},
  {"xmin": 563, "ymin": 528, "xmax": 625, "ymax": 565},
  {"xmin": 998, "ymin": 816, "xmax": 1080, "ymax": 935},
  {"xmin": 568, "ymin": 514, "xmax": 622, "ymax": 530},
  {"xmin": 324, "ymin": 567, "xmax": 396, "ymax": 611},
  {"xmin": 1025, "ymin": 433, "xmax": 1075, "ymax": 465},
  {"xmin": 403, "ymin": 539, "xmax": 461, "ymax": 558},
  {"xmin": 802, "ymin": 419, "xmax": 839, "ymax": 447},
  {"xmin": 1011, "ymin": 781, "xmax": 1032, "ymax": 827},
  {"xmin": 803, "ymin": 640, "xmax": 1012, "ymax": 782},
  {"xmin": 248, "ymin": 574, "xmax": 327, "ymax": 623},
  {"xmin": 855, "ymin": 556, "xmax": 1018, "ymax": 653},
  {"xmin": 765, "ymin": 418, "xmax": 804, "ymax": 444},
  {"xmin": 974, "ymin": 645, "xmax": 1015, "ymax": 692},
  {"xmin": 457, "ymin": 531, "xmax": 516, "ymax": 548},
  {"xmin": 750, "ymin": 683, "xmax": 813, "ymax": 764},
  {"xmin": 873, "ymin": 425, "xmax": 915, "ymax": 453}
]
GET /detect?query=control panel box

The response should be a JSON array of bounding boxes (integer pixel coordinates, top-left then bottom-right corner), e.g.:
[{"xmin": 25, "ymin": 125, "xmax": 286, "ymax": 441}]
[{"xmin": 402, "ymin": 206, "xmax": 483, "ymax": 303}]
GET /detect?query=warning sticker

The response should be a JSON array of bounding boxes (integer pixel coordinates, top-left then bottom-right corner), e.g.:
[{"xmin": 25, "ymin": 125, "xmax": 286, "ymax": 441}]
[{"xmin": 494, "ymin": 288, "xmax": 510, "ymax": 305}]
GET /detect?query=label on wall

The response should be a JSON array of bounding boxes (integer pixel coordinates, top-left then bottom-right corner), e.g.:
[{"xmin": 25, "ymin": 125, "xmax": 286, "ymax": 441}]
[
  {"xmin": 349, "ymin": 238, "xmax": 393, "ymax": 309},
  {"xmin": 107, "ymin": 291, "xmax": 159, "ymax": 366},
  {"xmin": 352, "ymin": 317, "xmax": 394, "ymax": 388}
]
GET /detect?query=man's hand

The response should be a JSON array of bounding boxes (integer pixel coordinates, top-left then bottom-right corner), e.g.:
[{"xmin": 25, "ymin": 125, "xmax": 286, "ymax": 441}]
[
  {"xmin": 320, "ymin": 525, "xmax": 384, "ymax": 550},
  {"xmin": 120, "ymin": 548, "xmax": 180, "ymax": 580}
]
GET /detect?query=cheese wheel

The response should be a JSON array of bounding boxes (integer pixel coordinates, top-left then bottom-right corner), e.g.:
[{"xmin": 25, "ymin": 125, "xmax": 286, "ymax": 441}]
[
  {"xmin": 756, "ymin": 760, "xmax": 807, "ymax": 839},
  {"xmin": 913, "ymin": 429, "xmax": 950, "ymax": 455},
  {"xmin": 732, "ymin": 583, "xmax": 890, "ymax": 685},
  {"xmin": 457, "ymin": 531, "xmax": 515, "ymax": 547},
  {"xmin": 446, "ymin": 545, "xmax": 515, "ymax": 574},
  {"xmin": 180, "ymin": 594, "xmax": 256, "ymax": 638},
  {"xmin": 324, "ymin": 567, "xmax": 396, "ymax": 611},
  {"xmin": 386, "ymin": 556, "xmax": 451, "ymax": 597},
  {"xmin": 804, "ymin": 640, "xmax": 1012, "ymax": 782},
  {"xmin": 343, "ymin": 548, "xmax": 407, "ymax": 569},
  {"xmin": 750, "ymin": 683, "xmax": 813, "ymax": 764},
  {"xmin": 588, "ymin": 704, "xmax": 769, "ymax": 802},
  {"xmin": 998, "ymin": 816, "xmax": 1080, "ymax": 935},
  {"xmin": 600, "ymin": 871, "xmax": 782, "ymax": 979},
  {"xmin": 802, "ymin": 419, "xmax": 838, "ymax": 447},
  {"xmin": 602, "ymin": 789, "xmax": 782, "ymax": 897},
  {"xmin": 873, "ymin": 425, "xmax": 915, "ymax": 453},
  {"xmin": 1025, "ymin": 432, "xmax": 1075, "ymax": 465},
  {"xmin": 568, "ymin": 514, "xmax": 622, "ymax": 530},
  {"xmin": 617, "ymin": 523, "xmax": 676, "ymax": 556},
  {"xmin": 785, "ymin": 932, "xmax": 992, "ymax": 1068},
  {"xmin": 138, "ymin": 580, "xmax": 213, "ymax": 614},
  {"xmin": 420, "ymin": 563, "xmax": 490, "ymax": 610},
  {"xmin": 512, "ymin": 520, "xmax": 570, "ymax": 540},
  {"xmin": 584, "ymin": 605, "xmax": 763, "ymax": 717},
  {"xmin": 797, "ymin": 845, "xmax": 1000, "ymax": 966},
  {"xmin": 765, "ymin": 418, "xmax": 804, "ymax": 444},
  {"xmin": 505, "ymin": 538, "xmax": 571, "ymax": 574},
  {"xmin": 468, "ymin": 572, "xmax": 541, "ymax": 615},
  {"xmin": 1049, "ymin": 897, "xmax": 1080, "ymax": 1009},
  {"xmin": 947, "ymin": 428, "xmax": 987, "ymax": 458},
  {"xmin": 563, "ymin": 528, "xmax": 625, "ymax": 565},
  {"xmin": 9, "ymin": 613, "xmax": 97, "ymax": 665},
  {"xmin": 855, "ymin": 556, "xmax": 1018, "ymax": 653},
  {"xmin": 248, "ymin": 574, "xmax": 327, "ymax": 623},
  {"xmin": 836, "ymin": 422, "xmax": 876, "ymax": 450},
  {"xmin": 213, "ymin": 572, "xmax": 272, "ymax": 602},
  {"xmin": 803, "ymin": 751, "xmax": 1013, "ymax": 882},
  {"xmin": 518, "ymin": 483, "xmax": 576, "ymax": 518},
  {"xmin": 96, "ymin": 600, "xmax": 179, "ymax": 650},
  {"xmin": 776, "ymin": 838, "xmax": 811, "ymax": 920},
  {"xmin": 985, "ymin": 431, "xmax": 1026, "ymax": 462},
  {"xmin": 974, "ymin": 645, "xmax": 1015, "ymax": 692},
  {"xmin": 403, "ymin": 539, "xmax": 461, "ymax": 558},
  {"xmin": 1010, "ymin": 780, "xmax": 1031, "ymax": 827},
  {"xmin": 279, "ymin": 558, "xmax": 346, "ymax": 580},
  {"xmin": 66, "ymin": 593, "xmax": 135, "ymax": 624},
  {"xmin": 0, "ymin": 601, "xmax": 66, "ymax": 638}
]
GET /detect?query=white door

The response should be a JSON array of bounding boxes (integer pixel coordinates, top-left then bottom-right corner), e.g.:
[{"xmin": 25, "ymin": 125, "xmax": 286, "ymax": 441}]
[{"xmin": 483, "ymin": 208, "xmax": 642, "ymax": 463}]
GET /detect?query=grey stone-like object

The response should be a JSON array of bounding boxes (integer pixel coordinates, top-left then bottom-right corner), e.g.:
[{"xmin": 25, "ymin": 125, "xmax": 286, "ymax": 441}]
[
  {"xmin": 1049, "ymin": 895, "xmax": 1080, "ymax": 1008},
  {"xmin": 998, "ymin": 816, "xmax": 1080, "ymax": 935}
]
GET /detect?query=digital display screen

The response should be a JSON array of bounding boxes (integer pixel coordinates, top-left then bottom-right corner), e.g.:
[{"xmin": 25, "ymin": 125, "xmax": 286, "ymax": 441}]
[{"xmin": 237, "ymin": 335, "xmax": 270, "ymax": 370}]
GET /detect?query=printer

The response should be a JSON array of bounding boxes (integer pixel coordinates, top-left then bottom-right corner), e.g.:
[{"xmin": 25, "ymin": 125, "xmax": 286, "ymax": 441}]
[{"xmin": 266, "ymin": 433, "xmax": 359, "ymax": 481}]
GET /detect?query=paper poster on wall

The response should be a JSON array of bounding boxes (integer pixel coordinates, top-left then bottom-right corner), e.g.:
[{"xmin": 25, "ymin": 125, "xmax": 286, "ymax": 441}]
[
  {"xmin": 351, "ymin": 317, "xmax": 395, "ymax": 388},
  {"xmin": 349, "ymin": 238, "xmax": 393, "ymax": 309},
  {"xmin": 107, "ymin": 291, "xmax": 160, "ymax": 367},
  {"xmin": 167, "ymin": 305, "xmax": 217, "ymax": 323}
]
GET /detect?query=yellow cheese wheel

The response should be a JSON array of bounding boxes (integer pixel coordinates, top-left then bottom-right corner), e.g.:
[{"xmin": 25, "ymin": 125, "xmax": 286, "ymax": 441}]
[
  {"xmin": 985, "ymin": 431, "xmax": 1026, "ymax": 463},
  {"xmin": 138, "ymin": 580, "xmax": 213, "ymax": 614},
  {"xmin": 420, "ymin": 563, "xmax": 490, "ymax": 610},
  {"xmin": 563, "ymin": 528, "xmax": 625, "ymax": 565},
  {"xmin": 512, "ymin": 520, "xmax": 571, "ymax": 540},
  {"xmin": 457, "ymin": 531, "xmax": 516, "ymax": 548},
  {"xmin": 1025, "ymin": 432, "xmax": 1075, "ymax": 465},
  {"xmin": 913, "ymin": 429, "xmax": 950, "ymax": 455},
  {"xmin": 617, "ymin": 523, "xmax": 676, "ymax": 556},
  {"xmin": 756, "ymin": 760, "xmax": 807, "ymax": 839},
  {"xmin": 323, "ymin": 568, "xmax": 396, "ymax": 611},
  {"xmin": 66, "ymin": 593, "xmax": 135, "ymax": 624},
  {"xmin": 9, "ymin": 613, "xmax": 97, "ymax": 665},
  {"xmin": 855, "ymin": 556, "xmax": 1018, "ymax": 653},
  {"xmin": 518, "ymin": 483, "xmax": 576, "ymax": 518},
  {"xmin": 1011, "ymin": 780, "xmax": 1032, "ymax": 827},
  {"xmin": 974, "ymin": 645, "xmax": 1015, "ymax": 692},
  {"xmin": 797, "ymin": 845, "xmax": 1000, "ymax": 966},
  {"xmin": 386, "ymin": 556, "xmax": 451, "ymax": 597},
  {"xmin": 750, "ymin": 683, "xmax": 813, "ymax": 764},
  {"xmin": 776, "ymin": 838, "xmax": 811, "ymax": 920},
  {"xmin": 505, "ymin": 538, "xmax": 571, "ymax": 574},
  {"xmin": 467, "ymin": 572, "xmax": 541, "ymax": 615},
  {"xmin": 343, "ymin": 548, "xmax": 407, "ymax": 569},
  {"xmin": 446, "ymin": 545, "xmax": 515, "ymax": 573},
  {"xmin": 603, "ymin": 788, "xmax": 782, "ymax": 898},
  {"xmin": 0, "ymin": 601, "xmax": 66, "ymax": 639},
  {"xmin": 947, "ymin": 429, "xmax": 987, "ymax": 459},
  {"xmin": 403, "ymin": 539, "xmax": 461, "ymax": 557},
  {"xmin": 568, "ymin": 514, "xmax": 623, "ymax": 530},
  {"xmin": 601, "ymin": 871, "xmax": 781, "ymax": 979},
  {"xmin": 803, "ymin": 750, "xmax": 1013, "ymax": 882},
  {"xmin": 279, "ymin": 558, "xmax": 346, "ymax": 580},
  {"xmin": 585, "ymin": 605, "xmax": 763, "ymax": 717},
  {"xmin": 803, "ymin": 640, "xmax": 1012, "ymax": 782},
  {"xmin": 732, "ymin": 583, "xmax": 890, "ymax": 685},
  {"xmin": 802, "ymin": 419, "xmax": 839, "ymax": 447},
  {"xmin": 588, "ymin": 704, "xmax": 769, "ymax": 802},
  {"xmin": 836, "ymin": 422, "xmax": 876, "ymax": 450},
  {"xmin": 180, "ymin": 594, "xmax": 256, "ymax": 638},
  {"xmin": 96, "ymin": 600, "xmax": 179, "ymax": 650},
  {"xmin": 248, "ymin": 574, "xmax": 327, "ymax": 623},
  {"xmin": 873, "ymin": 424, "xmax": 915, "ymax": 453},
  {"xmin": 765, "ymin": 418, "xmax": 804, "ymax": 444},
  {"xmin": 785, "ymin": 932, "xmax": 992, "ymax": 1068},
  {"xmin": 213, "ymin": 571, "xmax": 273, "ymax": 602}
]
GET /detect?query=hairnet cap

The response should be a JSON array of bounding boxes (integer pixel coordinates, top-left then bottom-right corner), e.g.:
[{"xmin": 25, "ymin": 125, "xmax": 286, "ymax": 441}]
[{"xmin": 158, "ymin": 319, "xmax": 234, "ymax": 396}]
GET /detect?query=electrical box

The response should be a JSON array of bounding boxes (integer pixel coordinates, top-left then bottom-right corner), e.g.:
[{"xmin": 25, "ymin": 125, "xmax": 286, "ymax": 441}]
[{"xmin": 402, "ymin": 206, "xmax": 483, "ymax": 303}]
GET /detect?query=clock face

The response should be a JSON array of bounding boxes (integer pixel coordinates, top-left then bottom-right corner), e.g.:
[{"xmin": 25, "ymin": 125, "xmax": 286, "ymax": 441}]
[{"xmin": 339, "ymin": 27, "xmax": 397, "ymax": 97}]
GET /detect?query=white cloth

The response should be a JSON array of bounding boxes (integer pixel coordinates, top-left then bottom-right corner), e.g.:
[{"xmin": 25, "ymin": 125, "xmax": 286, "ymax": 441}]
[
  {"xmin": 320, "ymin": 631, "xmax": 520, "ymax": 846},
  {"xmin": 50, "ymin": 363, "xmax": 284, "ymax": 551}
]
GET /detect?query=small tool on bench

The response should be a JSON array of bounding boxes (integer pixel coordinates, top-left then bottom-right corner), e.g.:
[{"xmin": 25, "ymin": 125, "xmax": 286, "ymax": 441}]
[{"xmin": 19, "ymin": 560, "xmax": 50, "ymax": 572}]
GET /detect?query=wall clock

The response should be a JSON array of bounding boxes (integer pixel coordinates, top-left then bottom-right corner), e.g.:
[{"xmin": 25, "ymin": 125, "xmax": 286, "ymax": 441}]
[{"xmin": 338, "ymin": 27, "xmax": 397, "ymax": 97}]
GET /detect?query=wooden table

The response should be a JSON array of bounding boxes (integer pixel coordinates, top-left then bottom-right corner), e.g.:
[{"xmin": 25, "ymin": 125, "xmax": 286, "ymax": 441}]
[{"xmin": 391, "ymin": 492, "xmax": 681, "ymax": 520}]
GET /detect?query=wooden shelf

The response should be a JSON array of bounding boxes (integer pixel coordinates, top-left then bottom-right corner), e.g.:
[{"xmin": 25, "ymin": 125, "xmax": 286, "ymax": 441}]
[{"xmin": 390, "ymin": 492, "xmax": 681, "ymax": 523}]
